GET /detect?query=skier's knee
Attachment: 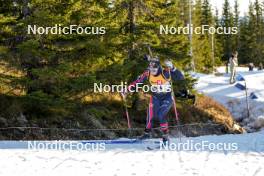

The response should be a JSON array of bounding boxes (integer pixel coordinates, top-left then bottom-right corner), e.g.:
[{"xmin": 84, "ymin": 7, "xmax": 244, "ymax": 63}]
[{"xmin": 160, "ymin": 122, "xmax": 169, "ymax": 133}]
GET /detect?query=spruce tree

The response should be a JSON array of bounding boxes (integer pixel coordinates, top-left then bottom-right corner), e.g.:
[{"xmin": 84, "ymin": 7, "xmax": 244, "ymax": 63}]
[
  {"xmin": 233, "ymin": 0, "xmax": 239, "ymax": 50},
  {"xmin": 192, "ymin": 0, "xmax": 215, "ymax": 72},
  {"xmin": 221, "ymin": 0, "xmax": 233, "ymax": 58}
]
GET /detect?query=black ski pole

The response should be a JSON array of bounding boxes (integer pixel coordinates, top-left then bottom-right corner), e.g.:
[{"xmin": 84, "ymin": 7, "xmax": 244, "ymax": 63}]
[
  {"xmin": 244, "ymin": 80, "xmax": 250, "ymax": 118},
  {"xmin": 167, "ymin": 64, "xmax": 182, "ymax": 141},
  {"xmin": 121, "ymin": 93, "xmax": 132, "ymax": 138}
]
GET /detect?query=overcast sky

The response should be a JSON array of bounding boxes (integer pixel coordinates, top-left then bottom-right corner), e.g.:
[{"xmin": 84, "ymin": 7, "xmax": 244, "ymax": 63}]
[{"xmin": 210, "ymin": 0, "xmax": 251, "ymax": 16}]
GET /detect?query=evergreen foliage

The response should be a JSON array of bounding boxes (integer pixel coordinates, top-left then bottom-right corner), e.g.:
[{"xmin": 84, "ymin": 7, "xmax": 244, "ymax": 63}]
[{"xmin": 0, "ymin": 0, "xmax": 263, "ymax": 127}]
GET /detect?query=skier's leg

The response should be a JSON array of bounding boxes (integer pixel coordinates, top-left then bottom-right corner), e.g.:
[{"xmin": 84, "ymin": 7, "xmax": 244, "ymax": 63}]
[
  {"xmin": 232, "ymin": 70, "xmax": 235, "ymax": 83},
  {"xmin": 230, "ymin": 67, "xmax": 234, "ymax": 84},
  {"xmin": 158, "ymin": 94, "xmax": 173, "ymax": 143},
  {"xmin": 140, "ymin": 96, "xmax": 158, "ymax": 139},
  {"xmin": 229, "ymin": 69, "xmax": 232, "ymax": 83},
  {"xmin": 146, "ymin": 96, "xmax": 154, "ymax": 130},
  {"xmin": 234, "ymin": 68, "xmax": 237, "ymax": 83}
]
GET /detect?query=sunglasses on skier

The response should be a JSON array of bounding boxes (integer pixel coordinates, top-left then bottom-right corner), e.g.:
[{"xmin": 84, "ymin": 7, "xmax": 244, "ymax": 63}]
[
  {"xmin": 149, "ymin": 62, "xmax": 159, "ymax": 68},
  {"xmin": 149, "ymin": 62, "xmax": 160, "ymax": 75}
]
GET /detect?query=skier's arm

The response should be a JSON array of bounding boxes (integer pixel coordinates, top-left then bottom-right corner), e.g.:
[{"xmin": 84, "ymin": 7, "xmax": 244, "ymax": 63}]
[
  {"xmin": 126, "ymin": 70, "xmax": 149, "ymax": 93},
  {"xmin": 164, "ymin": 60, "xmax": 184, "ymax": 81},
  {"xmin": 170, "ymin": 68, "xmax": 185, "ymax": 81}
]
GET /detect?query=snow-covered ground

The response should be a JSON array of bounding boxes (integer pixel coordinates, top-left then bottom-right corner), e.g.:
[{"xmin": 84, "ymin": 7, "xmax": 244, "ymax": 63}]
[
  {"xmin": 1, "ymin": 131, "xmax": 264, "ymax": 176},
  {"xmin": 194, "ymin": 66, "xmax": 264, "ymax": 131}
]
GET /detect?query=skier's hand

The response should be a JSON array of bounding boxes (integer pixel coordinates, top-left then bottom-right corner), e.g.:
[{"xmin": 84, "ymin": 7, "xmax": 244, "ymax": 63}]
[{"xmin": 164, "ymin": 60, "xmax": 174, "ymax": 70}]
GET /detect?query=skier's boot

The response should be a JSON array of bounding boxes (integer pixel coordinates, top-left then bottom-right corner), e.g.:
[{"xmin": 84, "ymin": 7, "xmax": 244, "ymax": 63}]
[
  {"xmin": 138, "ymin": 129, "xmax": 151, "ymax": 140},
  {"xmin": 160, "ymin": 123, "xmax": 169, "ymax": 148},
  {"xmin": 161, "ymin": 133, "xmax": 169, "ymax": 148}
]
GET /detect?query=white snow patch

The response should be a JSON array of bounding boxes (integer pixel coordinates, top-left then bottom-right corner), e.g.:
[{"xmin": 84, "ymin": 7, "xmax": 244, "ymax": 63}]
[
  {"xmin": 194, "ymin": 67, "xmax": 264, "ymax": 131},
  {"xmin": 0, "ymin": 131, "xmax": 264, "ymax": 176}
]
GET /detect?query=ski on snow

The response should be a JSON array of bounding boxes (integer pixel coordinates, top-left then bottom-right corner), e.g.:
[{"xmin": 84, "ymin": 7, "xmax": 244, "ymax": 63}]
[{"xmin": 81, "ymin": 138, "xmax": 168, "ymax": 150}]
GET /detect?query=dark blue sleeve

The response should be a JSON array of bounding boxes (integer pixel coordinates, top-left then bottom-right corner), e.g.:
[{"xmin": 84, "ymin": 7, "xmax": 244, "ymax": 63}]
[
  {"xmin": 171, "ymin": 68, "xmax": 184, "ymax": 81},
  {"xmin": 163, "ymin": 68, "xmax": 184, "ymax": 81}
]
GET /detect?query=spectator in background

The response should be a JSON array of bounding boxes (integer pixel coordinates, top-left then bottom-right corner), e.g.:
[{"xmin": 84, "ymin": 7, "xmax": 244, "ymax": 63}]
[
  {"xmin": 258, "ymin": 63, "xmax": 263, "ymax": 70},
  {"xmin": 229, "ymin": 51, "xmax": 238, "ymax": 84},
  {"xmin": 248, "ymin": 63, "xmax": 254, "ymax": 71}
]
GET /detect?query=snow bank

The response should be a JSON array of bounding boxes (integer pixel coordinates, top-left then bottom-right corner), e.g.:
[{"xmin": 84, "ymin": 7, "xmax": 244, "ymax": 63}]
[
  {"xmin": 0, "ymin": 131, "xmax": 264, "ymax": 176},
  {"xmin": 194, "ymin": 67, "xmax": 264, "ymax": 131}
]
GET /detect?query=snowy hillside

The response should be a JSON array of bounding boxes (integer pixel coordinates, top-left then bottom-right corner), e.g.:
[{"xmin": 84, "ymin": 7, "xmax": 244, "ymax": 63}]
[
  {"xmin": 194, "ymin": 67, "xmax": 264, "ymax": 131},
  {"xmin": 0, "ymin": 131, "xmax": 264, "ymax": 176}
]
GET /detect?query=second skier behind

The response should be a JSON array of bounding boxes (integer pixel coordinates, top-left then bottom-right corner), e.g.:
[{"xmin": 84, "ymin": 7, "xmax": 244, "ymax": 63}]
[{"xmin": 122, "ymin": 56, "xmax": 185, "ymax": 143}]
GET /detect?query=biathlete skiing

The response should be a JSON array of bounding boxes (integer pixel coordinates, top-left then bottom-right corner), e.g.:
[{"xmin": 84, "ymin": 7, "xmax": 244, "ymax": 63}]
[{"xmin": 122, "ymin": 56, "xmax": 185, "ymax": 144}]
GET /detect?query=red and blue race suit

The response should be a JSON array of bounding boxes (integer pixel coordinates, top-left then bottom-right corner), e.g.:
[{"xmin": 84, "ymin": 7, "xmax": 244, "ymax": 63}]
[{"xmin": 127, "ymin": 67, "xmax": 184, "ymax": 133}]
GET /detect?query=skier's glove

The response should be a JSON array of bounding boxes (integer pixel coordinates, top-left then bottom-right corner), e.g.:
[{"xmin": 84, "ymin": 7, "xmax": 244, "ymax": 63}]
[{"xmin": 164, "ymin": 60, "xmax": 174, "ymax": 70}]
